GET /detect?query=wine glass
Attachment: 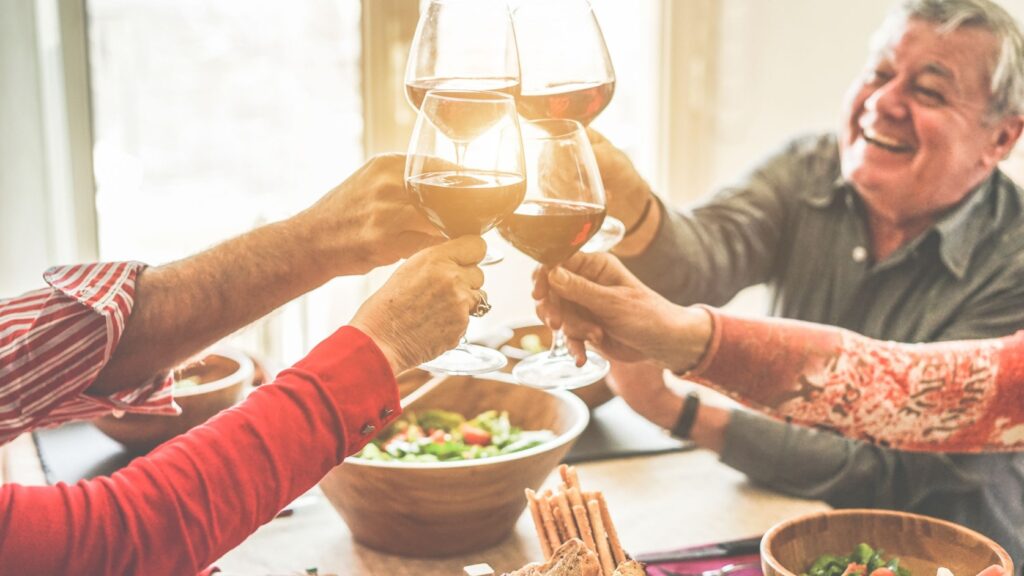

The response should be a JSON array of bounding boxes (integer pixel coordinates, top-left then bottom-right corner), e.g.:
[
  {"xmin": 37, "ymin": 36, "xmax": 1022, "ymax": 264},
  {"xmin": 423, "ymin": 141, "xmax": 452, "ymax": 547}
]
[
  {"xmin": 405, "ymin": 0, "xmax": 520, "ymax": 110},
  {"xmin": 407, "ymin": 90, "xmax": 526, "ymax": 375},
  {"xmin": 498, "ymin": 118, "xmax": 608, "ymax": 389},
  {"xmin": 512, "ymin": 0, "xmax": 623, "ymax": 251}
]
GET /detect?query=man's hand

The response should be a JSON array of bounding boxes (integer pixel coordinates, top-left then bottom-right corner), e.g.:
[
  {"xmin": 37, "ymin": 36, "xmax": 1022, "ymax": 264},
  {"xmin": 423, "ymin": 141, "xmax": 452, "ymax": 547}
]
[
  {"xmin": 295, "ymin": 154, "xmax": 443, "ymax": 277},
  {"xmin": 351, "ymin": 236, "xmax": 486, "ymax": 374},
  {"xmin": 606, "ymin": 360, "xmax": 683, "ymax": 430},
  {"xmin": 587, "ymin": 130, "xmax": 654, "ymax": 230},
  {"xmin": 534, "ymin": 252, "xmax": 712, "ymax": 373}
]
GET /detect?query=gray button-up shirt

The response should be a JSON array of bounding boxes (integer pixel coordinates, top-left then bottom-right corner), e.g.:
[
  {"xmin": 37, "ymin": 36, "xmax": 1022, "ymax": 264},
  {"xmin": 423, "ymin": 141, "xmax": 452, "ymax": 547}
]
[{"xmin": 624, "ymin": 132, "xmax": 1024, "ymax": 566}]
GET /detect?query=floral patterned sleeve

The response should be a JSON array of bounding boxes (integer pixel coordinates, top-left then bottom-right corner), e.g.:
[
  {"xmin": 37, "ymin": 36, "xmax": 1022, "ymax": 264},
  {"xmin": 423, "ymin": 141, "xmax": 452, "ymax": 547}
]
[{"xmin": 687, "ymin": 307, "xmax": 1024, "ymax": 452}]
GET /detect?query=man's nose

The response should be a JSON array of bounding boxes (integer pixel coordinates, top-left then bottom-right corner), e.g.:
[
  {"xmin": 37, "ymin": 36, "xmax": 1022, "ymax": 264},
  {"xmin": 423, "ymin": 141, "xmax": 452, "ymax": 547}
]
[{"xmin": 865, "ymin": 78, "xmax": 910, "ymax": 121}]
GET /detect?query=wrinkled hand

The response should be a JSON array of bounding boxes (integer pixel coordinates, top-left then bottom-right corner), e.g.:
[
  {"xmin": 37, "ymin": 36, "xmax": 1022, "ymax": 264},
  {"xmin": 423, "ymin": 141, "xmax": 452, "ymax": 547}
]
[
  {"xmin": 533, "ymin": 252, "xmax": 711, "ymax": 373},
  {"xmin": 586, "ymin": 129, "xmax": 653, "ymax": 226},
  {"xmin": 295, "ymin": 154, "xmax": 443, "ymax": 277},
  {"xmin": 351, "ymin": 236, "xmax": 485, "ymax": 374},
  {"xmin": 607, "ymin": 360, "xmax": 682, "ymax": 430}
]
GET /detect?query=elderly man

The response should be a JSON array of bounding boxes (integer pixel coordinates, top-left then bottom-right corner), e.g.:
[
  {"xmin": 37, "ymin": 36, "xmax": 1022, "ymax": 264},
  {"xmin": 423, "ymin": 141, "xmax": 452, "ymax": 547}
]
[{"xmin": 582, "ymin": 0, "xmax": 1024, "ymax": 565}]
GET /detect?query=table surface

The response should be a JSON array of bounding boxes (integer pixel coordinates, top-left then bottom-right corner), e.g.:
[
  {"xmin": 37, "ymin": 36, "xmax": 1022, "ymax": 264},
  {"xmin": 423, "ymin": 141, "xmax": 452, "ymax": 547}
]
[{"xmin": 215, "ymin": 449, "xmax": 829, "ymax": 576}]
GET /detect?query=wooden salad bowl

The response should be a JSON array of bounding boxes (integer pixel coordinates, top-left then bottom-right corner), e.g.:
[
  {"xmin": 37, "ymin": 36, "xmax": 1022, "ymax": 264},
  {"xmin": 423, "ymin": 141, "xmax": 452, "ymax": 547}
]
[
  {"xmin": 93, "ymin": 347, "xmax": 254, "ymax": 453},
  {"xmin": 320, "ymin": 374, "xmax": 590, "ymax": 557},
  {"xmin": 761, "ymin": 509, "xmax": 1013, "ymax": 576}
]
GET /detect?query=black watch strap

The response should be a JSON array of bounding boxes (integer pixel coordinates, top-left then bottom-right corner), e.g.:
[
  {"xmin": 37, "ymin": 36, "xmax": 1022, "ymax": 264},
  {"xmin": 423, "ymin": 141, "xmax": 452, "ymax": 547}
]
[{"xmin": 670, "ymin": 391, "xmax": 701, "ymax": 440}]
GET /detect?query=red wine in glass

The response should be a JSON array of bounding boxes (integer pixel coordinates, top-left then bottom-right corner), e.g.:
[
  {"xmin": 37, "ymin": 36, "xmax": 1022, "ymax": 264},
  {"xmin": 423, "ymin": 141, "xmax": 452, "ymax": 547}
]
[
  {"xmin": 498, "ymin": 199, "xmax": 606, "ymax": 265},
  {"xmin": 516, "ymin": 80, "xmax": 616, "ymax": 127},
  {"xmin": 409, "ymin": 170, "xmax": 527, "ymax": 238}
]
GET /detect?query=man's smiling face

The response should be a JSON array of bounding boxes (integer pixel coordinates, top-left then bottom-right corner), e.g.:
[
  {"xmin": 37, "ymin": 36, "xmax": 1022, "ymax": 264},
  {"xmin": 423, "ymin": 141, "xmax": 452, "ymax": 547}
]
[{"xmin": 840, "ymin": 17, "xmax": 1019, "ymax": 222}]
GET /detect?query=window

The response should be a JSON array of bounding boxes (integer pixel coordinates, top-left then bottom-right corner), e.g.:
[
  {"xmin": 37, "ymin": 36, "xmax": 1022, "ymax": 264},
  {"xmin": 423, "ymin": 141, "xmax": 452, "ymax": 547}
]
[{"xmin": 86, "ymin": 0, "xmax": 365, "ymax": 362}]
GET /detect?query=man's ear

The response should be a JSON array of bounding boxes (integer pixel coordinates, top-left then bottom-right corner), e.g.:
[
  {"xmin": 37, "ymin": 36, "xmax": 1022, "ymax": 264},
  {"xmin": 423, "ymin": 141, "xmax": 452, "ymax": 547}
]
[{"xmin": 988, "ymin": 114, "xmax": 1024, "ymax": 163}]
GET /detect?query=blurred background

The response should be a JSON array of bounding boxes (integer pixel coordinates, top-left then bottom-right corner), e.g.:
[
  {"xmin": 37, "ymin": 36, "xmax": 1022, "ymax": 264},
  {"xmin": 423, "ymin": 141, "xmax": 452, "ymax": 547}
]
[{"xmin": 3, "ymin": 0, "xmax": 1023, "ymax": 366}]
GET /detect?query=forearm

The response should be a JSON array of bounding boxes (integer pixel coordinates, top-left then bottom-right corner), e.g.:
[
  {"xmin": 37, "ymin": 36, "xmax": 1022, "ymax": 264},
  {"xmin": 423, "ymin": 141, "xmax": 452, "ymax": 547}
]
[
  {"xmin": 91, "ymin": 215, "xmax": 331, "ymax": 396},
  {"xmin": 689, "ymin": 308, "xmax": 1024, "ymax": 452},
  {"xmin": 0, "ymin": 326, "xmax": 398, "ymax": 576}
]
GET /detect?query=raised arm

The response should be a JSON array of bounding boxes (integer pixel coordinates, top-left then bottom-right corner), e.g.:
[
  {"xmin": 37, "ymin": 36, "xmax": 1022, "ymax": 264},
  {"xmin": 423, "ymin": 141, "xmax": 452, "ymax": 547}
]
[
  {"xmin": 538, "ymin": 251, "xmax": 1024, "ymax": 452},
  {"xmin": 0, "ymin": 155, "xmax": 442, "ymax": 442},
  {"xmin": 688, "ymin": 308, "xmax": 1024, "ymax": 452},
  {"xmin": 0, "ymin": 237, "xmax": 485, "ymax": 576}
]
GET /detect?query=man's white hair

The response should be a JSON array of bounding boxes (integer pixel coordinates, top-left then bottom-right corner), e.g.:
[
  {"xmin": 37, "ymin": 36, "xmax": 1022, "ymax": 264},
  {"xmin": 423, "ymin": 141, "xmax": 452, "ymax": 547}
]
[{"xmin": 872, "ymin": 0, "xmax": 1024, "ymax": 118}]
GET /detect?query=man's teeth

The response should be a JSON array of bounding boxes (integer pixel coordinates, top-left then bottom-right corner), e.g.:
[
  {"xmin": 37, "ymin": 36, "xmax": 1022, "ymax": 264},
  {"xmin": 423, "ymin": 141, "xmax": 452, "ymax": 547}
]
[{"xmin": 863, "ymin": 129, "xmax": 912, "ymax": 153}]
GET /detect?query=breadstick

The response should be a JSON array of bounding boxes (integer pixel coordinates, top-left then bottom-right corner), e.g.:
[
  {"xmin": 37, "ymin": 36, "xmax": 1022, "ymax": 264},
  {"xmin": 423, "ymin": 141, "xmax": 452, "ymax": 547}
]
[
  {"xmin": 571, "ymin": 503, "xmax": 597, "ymax": 552},
  {"xmin": 554, "ymin": 491, "xmax": 579, "ymax": 539},
  {"xmin": 525, "ymin": 489, "xmax": 553, "ymax": 559},
  {"xmin": 566, "ymin": 486, "xmax": 586, "ymax": 509},
  {"xmin": 568, "ymin": 467, "xmax": 582, "ymax": 492},
  {"xmin": 596, "ymin": 492, "xmax": 626, "ymax": 565},
  {"xmin": 538, "ymin": 492, "xmax": 562, "ymax": 552},
  {"xmin": 587, "ymin": 498, "xmax": 616, "ymax": 576},
  {"xmin": 546, "ymin": 494, "xmax": 567, "ymax": 542},
  {"xmin": 559, "ymin": 463, "xmax": 572, "ymax": 485}
]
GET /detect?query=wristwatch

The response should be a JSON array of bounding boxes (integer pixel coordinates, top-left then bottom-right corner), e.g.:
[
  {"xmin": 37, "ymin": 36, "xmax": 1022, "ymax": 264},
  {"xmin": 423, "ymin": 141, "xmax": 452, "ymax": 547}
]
[{"xmin": 669, "ymin": 391, "xmax": 701, "ymax": 440}]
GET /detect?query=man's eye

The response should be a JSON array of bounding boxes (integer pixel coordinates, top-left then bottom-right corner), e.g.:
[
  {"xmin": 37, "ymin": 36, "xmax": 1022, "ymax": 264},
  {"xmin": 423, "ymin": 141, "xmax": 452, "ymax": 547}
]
[
  {"xmin": 915, "ymin": 87, "xmax": 946, "ymax": 105},
  {"xmin": 866, "ymin": 70, "xmax": 892, "ymax": 85}
]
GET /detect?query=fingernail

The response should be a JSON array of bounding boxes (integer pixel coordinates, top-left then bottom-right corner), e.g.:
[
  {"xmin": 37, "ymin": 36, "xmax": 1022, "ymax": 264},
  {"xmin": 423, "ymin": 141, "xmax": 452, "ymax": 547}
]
[{"xmin": 550, "ymin": 268, "xmax": 568, "ymax": 285}]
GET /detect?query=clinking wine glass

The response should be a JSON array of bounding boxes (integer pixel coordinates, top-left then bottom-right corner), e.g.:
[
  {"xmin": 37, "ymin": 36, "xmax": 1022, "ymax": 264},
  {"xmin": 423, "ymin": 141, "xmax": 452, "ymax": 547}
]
[
  {"xmin": 406, "ymin": 89, "xmax": 526, "ymax": 375},
  {"xmin": 498, "ymin": 118, "xmax": 609, "ymax": 389},
  {"xmin": 511, "ymin": 0, "xmax": 623, "ymax": 252},
  {"xmin": 406, "ymin": 0, "xmax": 521, "ymax": 263},
  {"xmin": 405, "ymin": 0, "xmax": 520, "ymax": 112}
]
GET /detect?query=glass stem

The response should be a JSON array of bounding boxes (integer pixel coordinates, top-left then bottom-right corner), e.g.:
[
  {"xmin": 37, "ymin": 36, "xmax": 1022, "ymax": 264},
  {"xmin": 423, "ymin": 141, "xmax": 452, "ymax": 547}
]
[{"xmin": 549, "ymin": 328, "xmax": 570, "ymax": 359}]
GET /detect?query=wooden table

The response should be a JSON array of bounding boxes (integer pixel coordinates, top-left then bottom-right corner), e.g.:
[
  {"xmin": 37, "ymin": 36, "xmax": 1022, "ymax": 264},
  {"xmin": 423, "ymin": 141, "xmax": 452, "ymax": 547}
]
[{"xmin": 215, "ymin": 449, "xmax": 829, "ymax": 575}]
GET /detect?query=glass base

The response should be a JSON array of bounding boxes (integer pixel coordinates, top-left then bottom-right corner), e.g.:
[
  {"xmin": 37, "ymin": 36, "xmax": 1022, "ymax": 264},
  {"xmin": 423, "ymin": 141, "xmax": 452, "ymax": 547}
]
[
  {"xmin": 512, "ymin": 349, "xmax": 609, "ymax": 390},
  {"xmin": 421, "ymin": 344, "xmax": 508, "ymax": 375},
  {"xmin": 581, "ymin": 216, "xmax": 625, "ymax": 253}
]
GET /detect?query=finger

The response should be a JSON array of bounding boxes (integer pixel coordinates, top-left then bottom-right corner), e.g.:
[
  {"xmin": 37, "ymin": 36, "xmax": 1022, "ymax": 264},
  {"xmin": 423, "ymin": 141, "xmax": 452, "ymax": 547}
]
[
  {"xmin": 459, "ymin": 265, "xmax": 485, "ymax": 290},
  {"xmin": 395, "ymin": 231, "xmax": 445, "ymax": 256},
  {"xmin": 586, "ymin": 127, "xmax": 607, "ymax": 145},
  {"xmin": 397, "ymin": 205, "xmax": 444, "ymax": 236},
  {"xmin": 535, "ymin": 298, "xmax": 562, "ymax": 331},
  {"xmin": 532, "ymin": 265, "xmax": 552, "ymax": 300},
  {"xmin": 559, "ymin": 251, "xmax": 624, "ymax": 283},
  {"xmin": 547, "ymin": 265, "xmax": 617, "ymax": 308},
  {"xmin": 438, "ymin": 235, "xmax": 487, "ymax": 265},
  {"xmin": 567, "ymin": 337, "xmax": 588, "ymax": 368}
]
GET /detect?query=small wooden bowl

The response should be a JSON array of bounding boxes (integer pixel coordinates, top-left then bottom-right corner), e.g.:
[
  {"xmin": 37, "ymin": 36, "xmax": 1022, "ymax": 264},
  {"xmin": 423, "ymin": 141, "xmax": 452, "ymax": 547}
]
[
  {"xmin": 504, "ymin": 322, "xmax": 615, "ymax": 410},
  {"xmin": 761, "ymin": 509, "xmax": 1013, "ymax": 576},
  {"xmin": 93, "ymin": 347, "xmax": 254, "ymax": 453},
  {"xmin": 320, "ymin": 374, "xmax": 589, "ymax": 557}
]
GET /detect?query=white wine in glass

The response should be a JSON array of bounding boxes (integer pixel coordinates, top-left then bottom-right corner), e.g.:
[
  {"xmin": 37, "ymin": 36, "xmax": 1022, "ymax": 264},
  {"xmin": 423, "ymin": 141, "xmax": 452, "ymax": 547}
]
[{"xmin": 406, "ymin": 90, "xmax": 526, "ymax": 375}]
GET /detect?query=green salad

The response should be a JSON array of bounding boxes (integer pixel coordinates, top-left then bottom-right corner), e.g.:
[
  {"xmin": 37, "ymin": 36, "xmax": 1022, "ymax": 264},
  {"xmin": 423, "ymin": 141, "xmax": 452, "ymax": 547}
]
[
  {"xmin": 353, "ymin": 409, "xmax": 555, "ymax": 463},
  {"xmin": 805, "ymin": 543, "xmax": 912, "ymax": 576}
]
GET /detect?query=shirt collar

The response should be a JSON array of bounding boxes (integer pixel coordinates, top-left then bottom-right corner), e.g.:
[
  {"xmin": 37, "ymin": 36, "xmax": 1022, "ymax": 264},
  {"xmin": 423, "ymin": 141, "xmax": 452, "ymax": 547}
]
[
  {"xmin": 931, "ymin": 171, "xmax": 1004, "ymax": 279},
  {"xmin": 803, "ymin": 171, "xmax": 1007, "ymax": 279}
]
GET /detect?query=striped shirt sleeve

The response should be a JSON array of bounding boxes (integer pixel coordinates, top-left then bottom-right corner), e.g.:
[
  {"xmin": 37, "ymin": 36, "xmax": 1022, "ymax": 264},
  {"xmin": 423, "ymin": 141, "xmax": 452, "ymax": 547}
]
[{"xmin": 0, "ymin": 262, "xmax": 177, "ymax": 446}]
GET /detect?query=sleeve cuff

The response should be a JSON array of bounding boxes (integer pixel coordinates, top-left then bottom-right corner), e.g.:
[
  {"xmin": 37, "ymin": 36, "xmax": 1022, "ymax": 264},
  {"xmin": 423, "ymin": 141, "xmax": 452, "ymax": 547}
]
[{"xmin": 280, "ymin": 326, "xmax": 401, "ymax": 457}]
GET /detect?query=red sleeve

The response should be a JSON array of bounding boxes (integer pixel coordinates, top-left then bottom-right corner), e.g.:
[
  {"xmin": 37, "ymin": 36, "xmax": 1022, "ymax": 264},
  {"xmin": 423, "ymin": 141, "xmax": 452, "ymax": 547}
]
[
  {"xmin": 688, "ymin": 307, "xmax": 1024, "ymax": 452},
  {"xmin": 0, "ymin": 325, "xmax": 400, "ymax": 576},
  {"xmin": 0, "ymin": 262, "xmax": 177, "ymax": 446}
]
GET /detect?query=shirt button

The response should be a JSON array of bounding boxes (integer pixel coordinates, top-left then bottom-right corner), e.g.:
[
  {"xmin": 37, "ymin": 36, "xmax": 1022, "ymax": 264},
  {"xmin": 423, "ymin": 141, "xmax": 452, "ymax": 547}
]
[
  {"xmin": 380, "ymin": 407, "xmax": 394, "ymax": 419},
  {"xmin": 360, "ymin": 423, "xmax": 376, "ymax": 436},
  {"xmin": 852, "ymin": 246, "xmax": 868, "ymax": 263}
]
